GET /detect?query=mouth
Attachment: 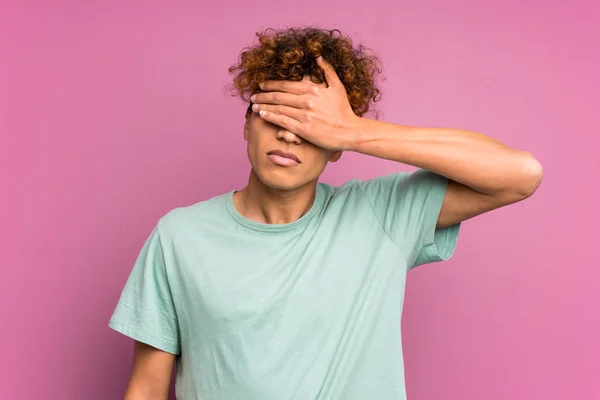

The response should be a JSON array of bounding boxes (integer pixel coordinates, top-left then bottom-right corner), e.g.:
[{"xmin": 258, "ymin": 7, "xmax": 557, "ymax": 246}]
[{"xmin": 266, "ymin": 149, "xmax": 301, "ymax": 167}]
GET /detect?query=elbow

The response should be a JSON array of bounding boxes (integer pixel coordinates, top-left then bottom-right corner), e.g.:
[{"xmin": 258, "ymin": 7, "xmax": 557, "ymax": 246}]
[{"xmin": 513, "ymin": 151, "xmax": 544, "ymax": 200}]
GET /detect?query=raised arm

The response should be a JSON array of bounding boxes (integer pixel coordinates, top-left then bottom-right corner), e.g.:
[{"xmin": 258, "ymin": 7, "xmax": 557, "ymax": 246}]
[
  {"xmin": 348, "ymin": 121, "xmax": 543, "ymax": 228},
  {"xmin": 251, "ymin": 56, "xmax": 543, "ymax": 228}
]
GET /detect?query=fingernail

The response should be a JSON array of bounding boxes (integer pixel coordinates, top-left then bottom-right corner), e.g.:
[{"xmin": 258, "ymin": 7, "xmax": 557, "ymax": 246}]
[
  {"xmin": 250, "ymin": 94, "xmax": 256, "ymax": 102},
  {"xmin": 252, "ymin": 104, "xmax": 259, "ymax": 112},
  {"xmin": 259, "ymin": 82, "xmax": 265, "ymax": 89},
  {"xmin": 259, "ymin": 110, "xmax": 266, "ymax": 117}
]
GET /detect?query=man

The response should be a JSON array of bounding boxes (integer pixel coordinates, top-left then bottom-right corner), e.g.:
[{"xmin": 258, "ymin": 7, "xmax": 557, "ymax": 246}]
[{"xmin": 109, "ymin": 27, "xmax": 543, "ymax": 399}]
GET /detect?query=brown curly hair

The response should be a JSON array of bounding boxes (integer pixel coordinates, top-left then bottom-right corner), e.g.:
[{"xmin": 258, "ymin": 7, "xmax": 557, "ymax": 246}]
[{"xmin": 227, "ymin": 27, "xmax": 383, "ymax": 118}]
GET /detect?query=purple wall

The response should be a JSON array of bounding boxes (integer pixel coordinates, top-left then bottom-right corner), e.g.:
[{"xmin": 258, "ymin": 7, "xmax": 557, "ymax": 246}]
[{"xmin": 1, "ymin": 0, "xmax": 598, "ymax": 399}]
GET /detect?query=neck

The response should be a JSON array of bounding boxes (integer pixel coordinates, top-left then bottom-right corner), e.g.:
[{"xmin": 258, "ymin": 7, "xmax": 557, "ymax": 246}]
[{"xmin": 233, "ymin": 170, "xmax": 317, "ymax": 225}]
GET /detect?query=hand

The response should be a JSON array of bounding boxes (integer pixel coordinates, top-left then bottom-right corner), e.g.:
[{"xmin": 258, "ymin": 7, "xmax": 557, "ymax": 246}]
[{"xmin": 250, "ymin": 56, "xmax": 361, "ymax": 151}]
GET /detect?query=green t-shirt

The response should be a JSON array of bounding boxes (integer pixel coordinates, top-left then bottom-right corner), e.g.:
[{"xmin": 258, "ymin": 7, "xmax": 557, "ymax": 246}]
[{"xmin": 109, "ymin": 169, "xmax": 460, "ymax": 399}]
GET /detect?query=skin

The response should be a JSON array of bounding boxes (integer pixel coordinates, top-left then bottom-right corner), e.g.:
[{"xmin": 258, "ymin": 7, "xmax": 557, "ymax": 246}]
[
  {"xmin": 123, "ymin": 56, "xmax": 544, "ymax": 398},
  {"xmin": 123, "ymin": 342, "xmax": 175, "ymax": 400}
]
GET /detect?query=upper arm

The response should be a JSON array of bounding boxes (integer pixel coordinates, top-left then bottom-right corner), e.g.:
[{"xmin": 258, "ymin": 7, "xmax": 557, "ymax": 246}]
[
  {"xmin": 125, "ymin": 341, "xmax": 176, "ymax": 399},
  {"xmin": 437, "ymin": 179, "xmax": 526, "ymax": 229},
  {"xmin": 109, "ymin": 224, "xmax": 181, "ymax": 352},
  {"xmin": 108, "ymin": 225, "xmax": 181, "ymax": 398}
]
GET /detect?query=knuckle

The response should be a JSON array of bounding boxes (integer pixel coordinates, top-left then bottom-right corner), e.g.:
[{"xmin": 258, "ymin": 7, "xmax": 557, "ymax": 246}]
[
  {"xmin": 310, "ymin": 86, "xmax": 319, "ymax": 95},
  {"xmin": 306, "ymin": 99, "xmax": 315, "ymax": 110},
  {"xmin": 273, "ymin": 93, "xmax": 281, "ymax": 103}
]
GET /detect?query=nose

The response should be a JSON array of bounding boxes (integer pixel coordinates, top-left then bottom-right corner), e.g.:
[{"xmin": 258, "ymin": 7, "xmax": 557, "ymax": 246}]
[{"xmin": 276, "ymin": 128, "xmax": 303, "ymax": 145}]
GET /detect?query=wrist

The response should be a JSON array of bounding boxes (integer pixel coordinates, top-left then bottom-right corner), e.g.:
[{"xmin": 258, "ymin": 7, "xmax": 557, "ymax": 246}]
[{"xmin": 343, "ymin": 117, "xmax": 377, "ymax": 152}]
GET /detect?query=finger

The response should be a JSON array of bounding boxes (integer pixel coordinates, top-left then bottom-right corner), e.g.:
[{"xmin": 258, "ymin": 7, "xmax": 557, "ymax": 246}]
[
  {"xmin": 316, "ymin": 56, "xmax": 343, "ymax": 88},
  {"xmin": 252, "ymin": 103, "xmax": 305, "ymax": 121},
  {"xmin": 260, "ymin": 80, "xmax": 310, "ymax": 95},
  {"xmin": 257, "ymin": 109, "xmax": 304, "ymax": 135},
  {"xmin": 251, "ymin": 92, "xmax": 304, "ymax": 109}
]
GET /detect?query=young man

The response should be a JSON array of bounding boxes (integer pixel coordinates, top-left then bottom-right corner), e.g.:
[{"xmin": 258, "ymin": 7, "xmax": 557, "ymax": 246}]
[{"xmin": 109, "ymin": 28, "xmax": 543, "ymax": 399}]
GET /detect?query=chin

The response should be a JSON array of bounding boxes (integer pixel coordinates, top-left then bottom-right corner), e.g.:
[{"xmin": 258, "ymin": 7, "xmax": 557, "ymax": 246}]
[
  {"xmin": 260, "ymin": 176, "xmax": 306, "ymax": 191},
  {"xmin": 255, "ymin": 169, "xmax": 314, "ymax": 192}
]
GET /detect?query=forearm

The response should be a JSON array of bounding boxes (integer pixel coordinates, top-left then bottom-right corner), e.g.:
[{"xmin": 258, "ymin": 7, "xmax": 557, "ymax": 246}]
[{"xmin": 348, "ymin": 118, "xmax": 543, "ymax": 197}]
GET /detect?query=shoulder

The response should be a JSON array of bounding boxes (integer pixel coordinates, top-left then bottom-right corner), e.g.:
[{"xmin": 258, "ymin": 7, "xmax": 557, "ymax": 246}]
[
  {"xmin": 317, "ymin": 175, "xmax": 397, "ymax": 213},
  {"xmin": 322, "ymin": 171, "xmax": 410, "ymax": 202},
  {"xmin": 324, "ymin": 170, "xmax": 448, "ymax": 220},
  {"xmin": 318, "ymin": 172, "xmax": 409, "ymax": 201},
  {"xmin": 318, "ymin": 178, "xmax": 364, "ymax": 203},
  {"xmin": 358, "ymin": 169, "xmax": 445, "ymax": 197},
  {"xmin": 155, "ymin": 191, "xmax": 232, "ymax": 239}
]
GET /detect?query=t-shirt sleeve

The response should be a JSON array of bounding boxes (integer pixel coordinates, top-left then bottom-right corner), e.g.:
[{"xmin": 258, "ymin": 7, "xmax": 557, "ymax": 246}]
[
  {"xmin": 359, "ymin": 169, "xmax": 461, "ymax": 269},
  {"xmin": 108, "ymin": 225, "xmax": 181, "ymax": 354}
]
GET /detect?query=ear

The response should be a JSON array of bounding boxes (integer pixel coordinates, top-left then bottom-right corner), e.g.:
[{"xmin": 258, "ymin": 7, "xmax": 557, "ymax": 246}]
[
  {"xmin": 328, "ymin": 150, "xmax": 343, "ymax": 163},
  {"xmin": 244, "ymin": 113, "xmax": 251, "ymax": 141}
]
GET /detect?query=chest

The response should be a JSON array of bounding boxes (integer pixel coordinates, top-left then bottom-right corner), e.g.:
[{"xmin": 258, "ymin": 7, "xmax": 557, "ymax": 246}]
[{"xmin": 167, "ymin": 208, "xmax": 407, "ymax": 337}]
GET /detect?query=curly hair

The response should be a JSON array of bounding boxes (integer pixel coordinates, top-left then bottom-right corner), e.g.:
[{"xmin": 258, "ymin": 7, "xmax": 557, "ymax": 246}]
[{"xmin": 227, "ymin": 27, "xmax": 383, "ymax": 118}]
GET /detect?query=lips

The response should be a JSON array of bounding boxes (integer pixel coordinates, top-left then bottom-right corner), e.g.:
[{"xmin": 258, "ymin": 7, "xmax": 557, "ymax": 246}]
[{"xmin": 266, "ymin": 150, "xmax": 301, "ymax": 163}]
